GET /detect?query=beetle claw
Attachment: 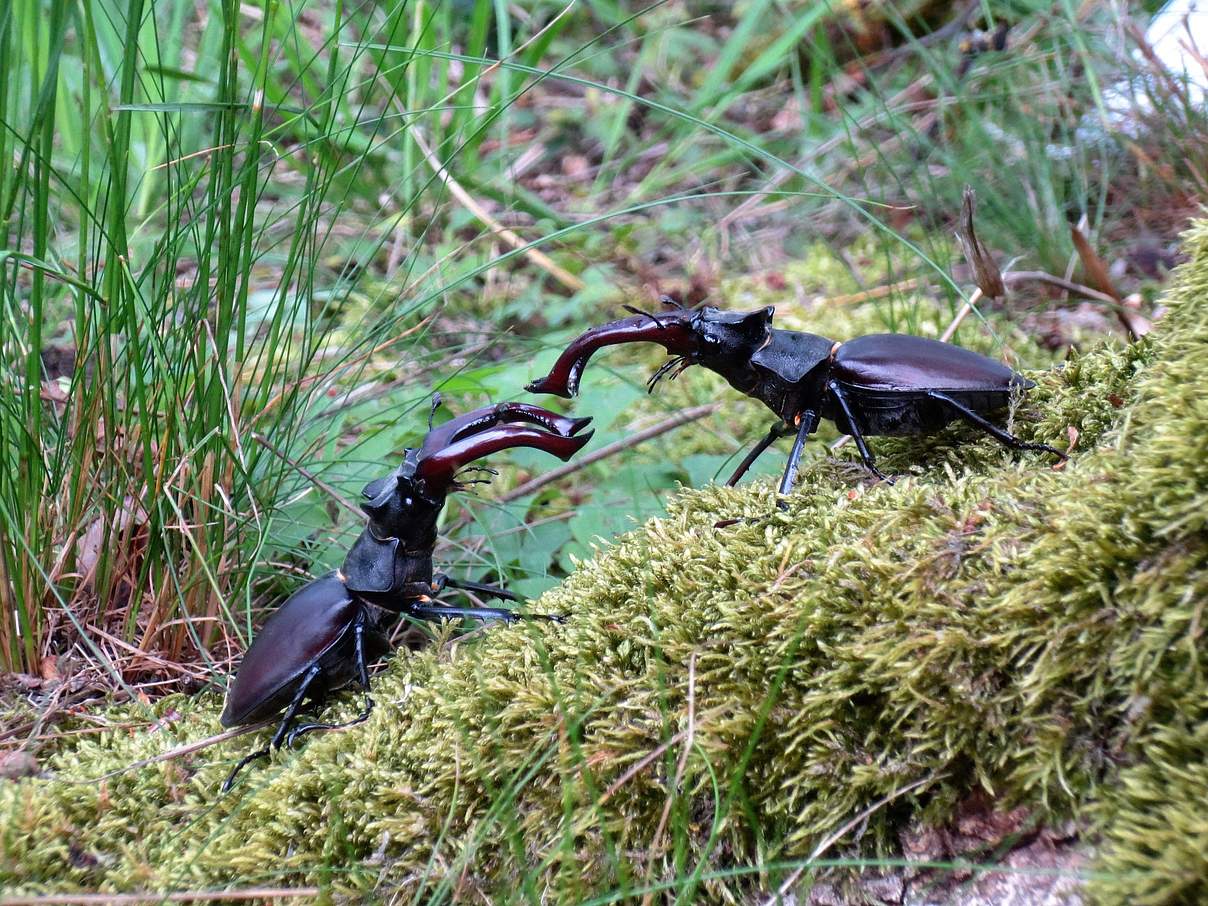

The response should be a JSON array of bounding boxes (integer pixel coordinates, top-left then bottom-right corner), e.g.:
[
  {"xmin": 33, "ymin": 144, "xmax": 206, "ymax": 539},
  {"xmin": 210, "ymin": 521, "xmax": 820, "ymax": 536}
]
[{"xmin": 1029, "ymin": 442, "xmax": 1069, "ymax": 462}]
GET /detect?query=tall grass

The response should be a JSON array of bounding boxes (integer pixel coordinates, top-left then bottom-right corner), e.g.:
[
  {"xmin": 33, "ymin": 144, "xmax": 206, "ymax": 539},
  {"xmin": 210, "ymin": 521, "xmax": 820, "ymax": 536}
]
[{"xmin": 0, "ymin": 0, "xmax": 431, "ymax": 678}]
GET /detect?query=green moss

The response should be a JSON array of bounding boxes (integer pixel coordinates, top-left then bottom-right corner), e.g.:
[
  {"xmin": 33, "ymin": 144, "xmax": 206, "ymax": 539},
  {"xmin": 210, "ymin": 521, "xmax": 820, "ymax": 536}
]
[{"xmin": 2, "ymin": 224, "xmax": 1205, "ymax": 903}]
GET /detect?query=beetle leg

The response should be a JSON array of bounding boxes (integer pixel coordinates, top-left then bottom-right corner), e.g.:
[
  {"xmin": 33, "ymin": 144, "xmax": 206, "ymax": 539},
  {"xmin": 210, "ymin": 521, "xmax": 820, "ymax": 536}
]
[
  {"xmin": 441, "ymin": 575, "xmax": 524, "ymax": 603},
  {"xmin": 827, "ymin": 381, "xmax": 891, "ymax": 483},
  {"xmin": 924, "ymin": 391, "xmax": 1069, "ymax": 462},
  {"xmin": 222, "ymin": 663, "xmax": 322, "ymax": 793},
  {"xmin": 776, "ymin": 409, "xmax": 819, "ymax": 502},
  {"xmin": 725, "ymin": 422, "xmax": 795, "ymax": 486},
  {"xmin": 285, "ymin": 620, "xmax": 376, "ymax": 749},
  {"xmin": 408, "ymin": 603, "xmax": 566, "ymax": 625}
]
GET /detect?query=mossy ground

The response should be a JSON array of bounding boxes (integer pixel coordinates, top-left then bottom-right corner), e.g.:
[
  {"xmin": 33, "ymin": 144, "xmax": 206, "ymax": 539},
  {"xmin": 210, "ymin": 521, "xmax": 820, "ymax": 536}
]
[{"xmin": 2, "ymin": 225, "xmax": 1205, "ymax": 904}]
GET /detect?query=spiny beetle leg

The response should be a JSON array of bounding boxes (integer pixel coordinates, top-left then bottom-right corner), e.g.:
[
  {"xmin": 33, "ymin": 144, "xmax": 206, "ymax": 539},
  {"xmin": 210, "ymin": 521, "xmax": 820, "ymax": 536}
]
[
  {"xmin": 925, "ymin": 391, "xmax": 1069, "ymax": 463},
  {"xmin": 221, "ymin": 747, "xmax": 270, "ymax": 794},
  {"xmin": 442, "ymin": 575, "xmax": 523, "ymax": 603},
  {"xmin": 286, "ymin": 695, "xmax": 374, "ymax": 749},
  {"xmin": 222, "ymin": 663, "xmax": 322, "ymax": 793},
  {"xmin": 409, "ymin": 603, "xmax": 566, "ymax": 625},
  {"xmin": 776, "ymin": 409, "xmax": 819, "ymax": 500},
  {"xmin": 285, "ymin": 620, "xmax": 375, "ymax": 749},
  {"xmin": 827, "ymin": 381, "xmax": 893, "ymax": 484},
  {"xmin": 726, "ymin": 422, "xmax": 795, "ymax": 487}
]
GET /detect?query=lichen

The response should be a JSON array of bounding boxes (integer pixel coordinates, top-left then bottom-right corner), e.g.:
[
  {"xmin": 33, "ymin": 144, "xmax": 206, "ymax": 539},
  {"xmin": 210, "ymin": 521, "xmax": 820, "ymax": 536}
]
[{"xmin": 1, "ymin": 222, "xmax": 1205, "ymax": 904}]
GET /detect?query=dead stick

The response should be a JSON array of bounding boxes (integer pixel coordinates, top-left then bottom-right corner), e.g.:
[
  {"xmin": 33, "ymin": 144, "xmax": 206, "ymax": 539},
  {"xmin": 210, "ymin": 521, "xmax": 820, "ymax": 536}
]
[
  {"xmin": 59, "ymin": 722, "xmax": 274, "ymax": 784},
  {"xmin": 0, "ymin": 887, "xmax": 320, "ymax": 904},
  {"xmin": 939, "ymin": 286, "xmax": 985, "ymax": 343},
  {"xmin": 252, "ymin": 433, "xmax": 362, "ymax": 516},
  {"xmin": 412, "ymin": 130, "xmax": 584, "ymax": 293},
  {"xmin": 1003, "ymin": 270, "xmax": 1118, "ymax": 305},
  {"xmin": 500, "ymin": 403, "xmax": 720, "ymax": 502},
  {"xmin": 762, "ymin": 772, "xmax": 946, "ymax": 906}
]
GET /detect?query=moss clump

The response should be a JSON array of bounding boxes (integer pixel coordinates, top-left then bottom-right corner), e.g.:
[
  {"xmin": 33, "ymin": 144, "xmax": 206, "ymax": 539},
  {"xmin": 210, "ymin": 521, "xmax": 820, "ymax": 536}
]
[{"xmin": 1, "ymin": 224, "xmax": 1205, "ymax": 903}]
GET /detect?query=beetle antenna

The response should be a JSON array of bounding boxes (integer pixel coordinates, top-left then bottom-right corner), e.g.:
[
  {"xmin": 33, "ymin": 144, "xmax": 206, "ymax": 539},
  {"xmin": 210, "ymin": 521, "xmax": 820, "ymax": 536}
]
[
  {"xmin": 428, "ymin": 393, "xmax": 443, "ymax": 431},
  {"xmin": 623, "ymin": 304, "xmax": 667, "ymax": 329},
  {"xmin": 657, "ymin": 294, "xmax": 685, "ymax": 310},
  {"xmin": 457, "ymin": 466, "xmax": 498, "ymax": 477},
  {"xmin": 647, "ymin": 356, "xmax": 687, "ymax": 393},
  {"xmin": 451, "ymin": 478, "xmax": 492, "ymax": 492}
]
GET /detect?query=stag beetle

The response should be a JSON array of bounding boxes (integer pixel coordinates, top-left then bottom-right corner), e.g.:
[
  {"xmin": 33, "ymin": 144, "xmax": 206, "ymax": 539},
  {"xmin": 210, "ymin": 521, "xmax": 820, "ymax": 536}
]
[
  {"xmin": 220, "ymin": 401, "xmax": 593, "ymax": 790},
  {"xmin": 526, "ymin": 298, "xmax": 1065, "ymax": 496}
]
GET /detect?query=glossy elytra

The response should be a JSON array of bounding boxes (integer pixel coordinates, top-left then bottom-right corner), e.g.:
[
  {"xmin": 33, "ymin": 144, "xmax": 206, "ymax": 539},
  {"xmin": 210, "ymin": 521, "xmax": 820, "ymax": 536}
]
[{"xmin": 220, "ymin": 400, "xmax": 593, "ymax": 791}]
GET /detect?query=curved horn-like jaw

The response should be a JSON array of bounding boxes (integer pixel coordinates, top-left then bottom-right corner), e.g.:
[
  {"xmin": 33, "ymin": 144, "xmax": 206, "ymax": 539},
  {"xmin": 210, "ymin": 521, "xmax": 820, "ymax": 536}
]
[
  {"xmin": 416, "ymin": 423, "xmax": 594, "ymax": 491},
  {"xmin": 526, "ymin": 312, "xmax": 696, "ymax": 398},
  {"xmin": 420, "ymin": 402, "xmax": 591, "ymax": 459}
]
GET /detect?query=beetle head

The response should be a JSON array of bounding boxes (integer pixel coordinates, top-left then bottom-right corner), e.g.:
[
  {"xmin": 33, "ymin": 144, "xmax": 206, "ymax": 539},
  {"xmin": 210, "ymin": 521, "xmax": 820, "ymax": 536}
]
[
  {"xmin": 358, "ymin": 403, "xmax": 594, "ymax": 544},
  {"xmin": 359, "ymin": 449, "xmax": 443, "ymax": 546},
  {"xmin": 525, "ymin": 300, "xmax": 775, "ymax": 397},
  {"xmin": 686, "ymin": 305, "xmax": 774, "ymax": 372}
]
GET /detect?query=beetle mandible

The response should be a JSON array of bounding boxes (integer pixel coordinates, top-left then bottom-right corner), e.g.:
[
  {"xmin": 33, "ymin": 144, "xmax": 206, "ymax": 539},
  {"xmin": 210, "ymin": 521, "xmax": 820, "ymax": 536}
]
[
  {"xmin": 526, "ymin": 298, "xmax": 1065, "ymax": 495},
  {"xmin": 220, "ymin": 401, "xmax": 593, "ymax": 790}
]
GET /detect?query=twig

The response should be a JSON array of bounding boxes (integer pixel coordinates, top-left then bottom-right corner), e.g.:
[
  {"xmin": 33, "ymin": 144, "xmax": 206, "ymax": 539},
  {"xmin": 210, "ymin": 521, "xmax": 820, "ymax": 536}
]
[
  {"xmin": 817, "ymin": 278, "xmax": 922, "ymax": 307},
  {"xmin": 939, "ymin": 287, "xmax": 984, "ymax": 343},
  {"xmin": 59, "ymin": 721, "xmax": 273, "ymax": 785},
  {"xmin": 411, "ymin": 130, "xmax": 584, "ymax": 293},
  {"xmin": 499, "ymin": 403, "xmax": 720, "ymax": 502},
  {"xmin": 598, "ymin": 704, "xmax": 730, "ymax": 805},
  {"xmin": 762, "ymin": 772, "xmax": 946, "ymax": 906},
  {"xmin": 0, "ymin": 887, "xmax": 320, "ymax": 904},
  {"xmin": 252, "ymin": 433, "xmax": 362, "ymax": 516},
  {"xmin": 1002, "ymin": 270, "xmax": 1119, "ymax": 305},
  {"xmin": 600, "ymin": 731, "xmax": 686, "ymax": 804}
]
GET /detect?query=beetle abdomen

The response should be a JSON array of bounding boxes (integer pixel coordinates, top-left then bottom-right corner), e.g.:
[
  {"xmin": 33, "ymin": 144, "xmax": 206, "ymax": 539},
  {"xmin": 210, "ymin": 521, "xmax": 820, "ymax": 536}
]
[
  {"xmin": 220, "ymin": 573, "xmax": 359, "ymax": 727},
  {"xmin": 833, "ymin": 334, "xmax": 1031, "ymax": 394},
  {"xmin": 829, "ymin": 387, "xmax": 1012, "ymax": 436}
]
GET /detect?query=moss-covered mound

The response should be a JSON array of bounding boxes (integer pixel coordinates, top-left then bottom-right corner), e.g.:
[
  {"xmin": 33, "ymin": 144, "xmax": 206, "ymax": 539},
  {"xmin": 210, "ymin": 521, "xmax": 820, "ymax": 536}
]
[{"xmin": 2, "ymin": 224, "xmax": 1205, "ymax": 904}]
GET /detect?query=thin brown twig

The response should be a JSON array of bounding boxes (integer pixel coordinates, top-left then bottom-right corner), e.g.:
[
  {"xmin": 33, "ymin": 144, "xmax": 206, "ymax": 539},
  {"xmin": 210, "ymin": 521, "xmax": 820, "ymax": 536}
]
[
  {"xmin": 0, "ymin": 887, "xmax": 320, "ymax": 904},
  {"xmin": 412, "ymin": 130, "xmax": 585, "ymax": 293},
  {"xmin": 58, "ymin": 722, "xmax": 273, "ymax": 785},
  {"xmin": 82, "ymin": 623, "xmax": 209, "ymax": 679},
  {"xmin": 939, "ymin": 287, "xmax": 985, "ymax": 344},
  {"xmin": 815, "ymin": 278, "xmax": 922, "ymax": 307},
  {"xmin": 762, "ymin": 772, "xmax": 947, "ymax": 905},
  {"xmin": 1002, "ymin": 270, "xmax": 1119, "ymax": 305},
  {"xmin": 252, "ymin": 433, "xmax": 362, "ymax": 516},
  {"xmin": 499, "ymin": 403, "xmax": 721, "ymax": 502},
  {"xmin": 600, "ymin": 731, "xmax": 686, "ymax": 805}
]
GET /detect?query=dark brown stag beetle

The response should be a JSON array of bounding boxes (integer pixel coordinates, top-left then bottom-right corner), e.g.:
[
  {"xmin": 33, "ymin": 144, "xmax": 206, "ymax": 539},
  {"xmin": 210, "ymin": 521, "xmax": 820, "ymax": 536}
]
[
  {"xmin": 526, "ymin": 298, "xmax": 1065, "ymax": 496},
  {"xmin": 220, "ymin": 400, "xmax": 593, "ymax": 791}
]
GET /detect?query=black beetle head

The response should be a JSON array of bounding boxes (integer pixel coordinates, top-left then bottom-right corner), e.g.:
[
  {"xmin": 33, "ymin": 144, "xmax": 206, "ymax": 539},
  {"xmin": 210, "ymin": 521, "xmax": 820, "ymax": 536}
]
[
  {"xmin": 357, "ymin": 403, "xmax": 594, "ymax": 545},
  {"xmin": 359, "ymin": 449, "xmax": 444, "ymax": 546},
  {"xmin": 639, "ymin": 304, "xmax": 774, "ymax": 392},
  {"xmin": 688, "ymin": 306, "xmax": 774, "ymax": 368},
  {"xmin": 525, "ymin": 300, "xmax": 777, "ymax": 397}
]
